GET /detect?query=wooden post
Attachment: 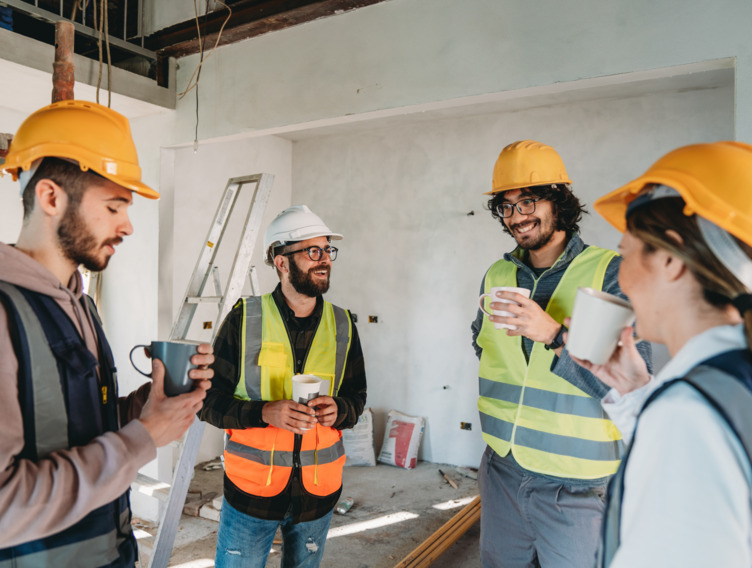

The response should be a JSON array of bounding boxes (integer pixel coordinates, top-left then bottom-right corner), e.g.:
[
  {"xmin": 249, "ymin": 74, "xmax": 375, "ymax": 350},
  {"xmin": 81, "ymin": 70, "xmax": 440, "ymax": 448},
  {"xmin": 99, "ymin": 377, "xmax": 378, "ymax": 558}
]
[
  {"xmin": 52, "ymin": 20, "xmax": 75, "ymax": 102},
  {"xmin": 394, "ymin": 495, "xmax": 481, "ymax": 568}
]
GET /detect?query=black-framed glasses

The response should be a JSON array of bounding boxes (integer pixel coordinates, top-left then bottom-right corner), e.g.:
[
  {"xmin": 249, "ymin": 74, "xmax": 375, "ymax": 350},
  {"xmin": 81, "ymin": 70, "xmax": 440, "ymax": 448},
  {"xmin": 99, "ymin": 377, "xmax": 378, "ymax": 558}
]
[
  {"xmin": 282, "ymin": 246, "xmax": 338, "ymax": 261},
  {"xmin": 496, "ymin": 197, "xmax": 543, "ymax": 218}
]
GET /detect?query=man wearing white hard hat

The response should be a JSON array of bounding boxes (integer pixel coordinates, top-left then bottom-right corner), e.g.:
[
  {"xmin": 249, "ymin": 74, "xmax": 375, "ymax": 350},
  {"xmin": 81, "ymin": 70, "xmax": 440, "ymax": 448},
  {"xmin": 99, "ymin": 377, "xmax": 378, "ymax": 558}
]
[{"xmin": 200, "ymin": 205, "xmax": 367, "ymax": 568}]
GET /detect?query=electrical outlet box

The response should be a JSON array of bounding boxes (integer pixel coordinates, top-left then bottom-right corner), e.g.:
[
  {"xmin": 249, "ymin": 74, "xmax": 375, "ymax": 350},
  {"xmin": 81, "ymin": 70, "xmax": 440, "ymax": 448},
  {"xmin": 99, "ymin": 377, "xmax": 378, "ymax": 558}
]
[
  {"xmin": 368, "ymin": 315, "xmax": 378, "ymax": 323},
  {"xmin": 460, "ymin": 422, "xmax": 472, "ymax": 431}
]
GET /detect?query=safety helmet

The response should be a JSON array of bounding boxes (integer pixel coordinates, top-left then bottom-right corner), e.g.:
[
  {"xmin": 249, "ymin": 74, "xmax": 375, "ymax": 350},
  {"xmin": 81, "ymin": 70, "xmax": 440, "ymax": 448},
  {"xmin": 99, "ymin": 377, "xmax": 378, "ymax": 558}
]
[
  {"xmin": 487, "ymin": 140, "xmax": 572, "ymax": 195},
  {"xmin": 594, "ymin": 141, "xmax": 752, "ymax": 247},
  {"xmin": 2, "ymin": 100, "xmax": 158, "ymax": 199},
  {"xmin": 263, "ymin": 205, "xmax": 342, "ymax": 265}
]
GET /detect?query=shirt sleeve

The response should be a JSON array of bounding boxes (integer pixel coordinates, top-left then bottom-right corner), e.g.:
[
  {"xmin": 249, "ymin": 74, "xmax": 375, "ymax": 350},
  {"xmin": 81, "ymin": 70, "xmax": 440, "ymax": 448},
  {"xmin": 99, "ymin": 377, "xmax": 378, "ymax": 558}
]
[
  {"xmin": 551, "ymin": 255, "xmax": 653, "ymax": 399},
  {"xmin": 332, "ymin": 319, "xmax": 367, "ymax": 430},
  {"xmin": 611, "ymin": 383, "xmax": 752, "ymax": 568},
  {"xmin": 0, "ymin": 302, "xmax": 156, "ymax": 548},
  {"xmin": 198, "ymin": 305, "xmax": 267, "ymax": 429}
]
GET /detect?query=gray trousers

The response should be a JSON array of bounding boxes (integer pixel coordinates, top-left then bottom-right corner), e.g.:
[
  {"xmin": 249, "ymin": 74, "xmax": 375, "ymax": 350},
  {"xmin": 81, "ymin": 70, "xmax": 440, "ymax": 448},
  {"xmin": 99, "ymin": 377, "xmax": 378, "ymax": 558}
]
[{"xmin": 479, "ymin": 446, "xmax": 607, "ymax": 568}]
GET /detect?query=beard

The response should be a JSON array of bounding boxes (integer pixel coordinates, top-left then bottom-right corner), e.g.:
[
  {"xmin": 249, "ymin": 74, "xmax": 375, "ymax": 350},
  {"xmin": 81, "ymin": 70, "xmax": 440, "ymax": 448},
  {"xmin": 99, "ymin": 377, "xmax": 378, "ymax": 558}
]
[
  {"xmin": 288, "ymin": 255, "xmax": 330, "ymax": 297},
  {"xmin": 57, "ymin": 204, "xmax": 121, "ymax": 272},
  {"xmin": 509, "ymin": 215, "xmax": 558, "ymax": 251}
]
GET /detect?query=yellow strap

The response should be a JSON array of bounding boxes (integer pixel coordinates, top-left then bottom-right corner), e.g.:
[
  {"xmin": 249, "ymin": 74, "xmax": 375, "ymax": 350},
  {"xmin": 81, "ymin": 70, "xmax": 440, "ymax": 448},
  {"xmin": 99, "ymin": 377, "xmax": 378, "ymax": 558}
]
[{"xmin": 266, "ymin": 435, "xmax": 276, "ymax": 486}]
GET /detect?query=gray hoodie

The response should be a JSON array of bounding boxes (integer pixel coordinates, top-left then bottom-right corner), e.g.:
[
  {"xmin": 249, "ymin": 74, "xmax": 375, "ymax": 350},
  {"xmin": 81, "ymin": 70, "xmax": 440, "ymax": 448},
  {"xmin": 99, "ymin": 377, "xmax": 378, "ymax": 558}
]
[{"xmin": 0, "ymin": 242, "xmax": 156, "ymax": 548}]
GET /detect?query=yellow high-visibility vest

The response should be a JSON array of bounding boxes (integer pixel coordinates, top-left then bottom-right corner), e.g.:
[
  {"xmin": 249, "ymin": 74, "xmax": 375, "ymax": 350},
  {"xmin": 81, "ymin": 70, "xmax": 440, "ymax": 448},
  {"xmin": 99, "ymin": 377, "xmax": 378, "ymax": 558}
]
[
  {"xmin": 477, "ymin": 246, "xmax": 623, "ymax": 479},
  {"xmin": 224, "ymin": 294, "xmax": 352, "ymax": 498}
]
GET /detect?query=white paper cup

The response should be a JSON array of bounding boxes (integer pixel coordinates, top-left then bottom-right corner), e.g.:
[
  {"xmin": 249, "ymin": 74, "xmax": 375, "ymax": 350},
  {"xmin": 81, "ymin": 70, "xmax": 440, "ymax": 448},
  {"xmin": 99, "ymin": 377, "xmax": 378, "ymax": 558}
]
[
  {"xmin": 566, "ymin": 287, "xmax": 636, "ymax": 365},
  {"xmin": 292, "ymin": 374, "xmax": 322, "ymax": 405},
  {"xmin": 479, "ymin": 286, "xmax": 531, "ymax": 330}
]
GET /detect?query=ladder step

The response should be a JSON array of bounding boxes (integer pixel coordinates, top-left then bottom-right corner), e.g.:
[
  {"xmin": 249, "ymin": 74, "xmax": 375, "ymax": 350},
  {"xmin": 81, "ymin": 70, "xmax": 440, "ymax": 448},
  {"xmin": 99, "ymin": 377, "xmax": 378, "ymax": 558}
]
[
  {"xmin": 133, "ymin": 473, "xmax": 171, "ymax": 502},
  {"xmin": 185, "ymin": 296, "xmax": 222, "ymax": 304}
]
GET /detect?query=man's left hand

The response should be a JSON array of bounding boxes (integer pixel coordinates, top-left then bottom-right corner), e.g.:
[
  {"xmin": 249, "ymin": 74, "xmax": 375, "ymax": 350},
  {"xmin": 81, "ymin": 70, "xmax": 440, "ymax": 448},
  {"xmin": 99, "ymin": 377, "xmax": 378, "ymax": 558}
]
[
  {"xmin": 308, "ymin": 396, "xmax": 338, "ymax": 428},
  {"xmin": 490, "ymin": 290, "xmax": 561, "ymax": 344}
]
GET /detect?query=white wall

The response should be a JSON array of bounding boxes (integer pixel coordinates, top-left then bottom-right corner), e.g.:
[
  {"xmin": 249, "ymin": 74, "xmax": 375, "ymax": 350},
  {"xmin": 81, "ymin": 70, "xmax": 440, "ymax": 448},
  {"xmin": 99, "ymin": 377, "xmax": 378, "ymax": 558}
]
[
  {"xmin": 290, "ymin": 85, "xmax": 733, "ymax": 466},
  {"xmin": 170, "ymin": 0, "xmax": 752, "ymax": 142},
  {"xmin": 159, "ymin": 135, "xmax": 294, "ymax": 462}
]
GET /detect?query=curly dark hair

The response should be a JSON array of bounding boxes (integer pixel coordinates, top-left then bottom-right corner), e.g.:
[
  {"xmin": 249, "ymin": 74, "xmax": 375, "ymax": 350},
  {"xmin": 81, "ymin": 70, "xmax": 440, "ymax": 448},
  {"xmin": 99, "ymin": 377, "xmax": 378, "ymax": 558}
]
[{"xmin": 487, "ymin": 184, "xmax": 587, "ymax": 236}]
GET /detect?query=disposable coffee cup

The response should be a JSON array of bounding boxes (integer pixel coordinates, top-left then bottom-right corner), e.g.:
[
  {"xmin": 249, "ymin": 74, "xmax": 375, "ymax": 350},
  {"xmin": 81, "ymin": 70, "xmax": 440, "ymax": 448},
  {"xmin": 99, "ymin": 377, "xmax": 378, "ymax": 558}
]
[
  {"xmin": 292, "ymin": 374, "xmax": 322, "ymax": 405},
  {"xmin": 566, "ymin": 287, "xmax": 635, "ymax": 365},
  {"xmin": 129, "ymin": 340, "xmax": 201, "ymax": 397},
  {"xmin": 479, "ymin": 286, "xmax": 531, "ymax": 330}
]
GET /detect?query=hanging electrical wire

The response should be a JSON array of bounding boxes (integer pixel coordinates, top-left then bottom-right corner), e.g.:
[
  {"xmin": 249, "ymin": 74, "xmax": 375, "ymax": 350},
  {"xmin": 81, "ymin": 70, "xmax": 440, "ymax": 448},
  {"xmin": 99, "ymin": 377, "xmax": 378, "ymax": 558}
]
[
  {"xmin": 178, "ymin": 0, "xmax": 232, "ymax": 100},
  {"xmin": 94, "ymin": 0, "xmax": 113, "ymax": 107}
]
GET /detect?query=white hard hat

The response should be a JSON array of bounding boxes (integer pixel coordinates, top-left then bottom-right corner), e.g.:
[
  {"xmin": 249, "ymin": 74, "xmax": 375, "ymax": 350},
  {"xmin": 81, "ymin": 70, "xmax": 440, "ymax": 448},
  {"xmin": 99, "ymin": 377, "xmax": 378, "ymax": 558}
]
[{"xmin": 264, "ymin": 205, "xmax": 343, "ymax": 265}]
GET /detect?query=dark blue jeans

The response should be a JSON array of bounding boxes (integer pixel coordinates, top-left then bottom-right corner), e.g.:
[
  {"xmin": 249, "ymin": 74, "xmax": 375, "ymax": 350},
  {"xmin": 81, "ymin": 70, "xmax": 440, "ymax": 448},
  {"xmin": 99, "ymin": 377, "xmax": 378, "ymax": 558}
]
[{"xmin": 215, "ymin": 497, "xmax": 334, "ymax": 568}]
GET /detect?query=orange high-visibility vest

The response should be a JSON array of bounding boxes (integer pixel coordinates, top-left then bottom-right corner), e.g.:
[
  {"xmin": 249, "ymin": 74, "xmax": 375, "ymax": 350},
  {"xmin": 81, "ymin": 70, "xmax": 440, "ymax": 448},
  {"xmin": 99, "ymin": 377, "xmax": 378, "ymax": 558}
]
[{"xmin": 223, "ymin": 294, "xmax": 352, "ymax": 498}]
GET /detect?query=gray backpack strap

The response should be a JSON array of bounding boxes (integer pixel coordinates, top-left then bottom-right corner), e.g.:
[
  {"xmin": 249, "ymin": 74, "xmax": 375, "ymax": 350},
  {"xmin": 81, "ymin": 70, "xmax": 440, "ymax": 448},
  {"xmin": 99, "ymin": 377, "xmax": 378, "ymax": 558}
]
[
  {"xmin": 0, "ymin": 282, "xmax": 69, "ymax": 457},
  {"xmin": 681, "ymin": 365, "xmax": 752, "ymax": 465}
]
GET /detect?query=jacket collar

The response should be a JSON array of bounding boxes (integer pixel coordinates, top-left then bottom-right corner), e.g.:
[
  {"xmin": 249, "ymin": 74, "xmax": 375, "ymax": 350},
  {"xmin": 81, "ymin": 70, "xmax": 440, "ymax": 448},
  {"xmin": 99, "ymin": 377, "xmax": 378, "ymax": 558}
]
[
  {"xmin": 504, "ymin": 233, "xmax": 585, "ymax": 274},
  {"xmin": 271, "ymin": 283, "xmax": 324, "ymax": 323}
]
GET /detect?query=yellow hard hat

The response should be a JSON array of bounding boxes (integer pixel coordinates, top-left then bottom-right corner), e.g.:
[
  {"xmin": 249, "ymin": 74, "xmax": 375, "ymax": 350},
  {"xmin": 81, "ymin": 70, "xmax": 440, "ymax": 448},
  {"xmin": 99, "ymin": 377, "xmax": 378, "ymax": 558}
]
[
  {"xmin": 594, "ymin": 141, "xmax": 752, "ymax": 246},
  {"xmin": 487, "ymin": 140, "xmax": 572, "ymax": 195},
  {"xmin": 2, "ymin": 100, "xmax": 158, "ymax": 199}
]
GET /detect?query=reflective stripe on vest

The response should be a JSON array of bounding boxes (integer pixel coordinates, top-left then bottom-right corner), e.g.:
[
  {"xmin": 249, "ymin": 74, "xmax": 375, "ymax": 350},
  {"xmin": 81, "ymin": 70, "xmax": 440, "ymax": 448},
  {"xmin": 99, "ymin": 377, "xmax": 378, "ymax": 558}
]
[
  {"xmin": 225, "ymin": 294, "xmax": 351, "ymax": 498},
  {"xmin": 599, "ymin": 361, "xmax": 752, "ymax": 567},
  {"xmin": 0, "ymin": 283, "xmax": 135, "ymax": 568},
  {"xmin": 476, "ymin": 246, "xmax": 623, "ymax": 479},
  {"xmin": 0, "ymin": 283, "xmax": 69, "ymax": 457}
]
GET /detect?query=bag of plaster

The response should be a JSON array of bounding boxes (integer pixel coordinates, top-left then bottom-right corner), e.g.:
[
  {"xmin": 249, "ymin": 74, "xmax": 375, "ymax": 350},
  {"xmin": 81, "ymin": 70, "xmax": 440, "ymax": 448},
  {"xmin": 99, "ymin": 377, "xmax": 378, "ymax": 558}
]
[
  {"xmin": 378, "ymin": 410, "xmax": 425, "ymax": 470},
  {"xmin": 342, "ymin": 408, "xmax": 376, "ymax": 466}
]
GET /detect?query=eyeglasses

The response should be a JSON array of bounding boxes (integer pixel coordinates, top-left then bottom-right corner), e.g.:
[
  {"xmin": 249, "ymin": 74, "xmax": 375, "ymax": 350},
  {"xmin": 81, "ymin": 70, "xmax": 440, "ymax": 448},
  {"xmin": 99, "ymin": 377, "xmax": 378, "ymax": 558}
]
[
  {"xmin": 495, "ymin": 197, "xmax": 543, "ymax": 218},
  {"xmin": 281, "ymin": 245, "xmax": 338, "ymax": 261}
]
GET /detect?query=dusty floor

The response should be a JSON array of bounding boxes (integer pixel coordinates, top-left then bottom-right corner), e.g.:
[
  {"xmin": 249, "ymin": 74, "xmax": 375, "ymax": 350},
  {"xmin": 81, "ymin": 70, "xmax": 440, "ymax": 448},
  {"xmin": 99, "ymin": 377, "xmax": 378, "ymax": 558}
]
[{"xmin": 140, "ymin": 460, "xmax": 481, "ymax": 568}]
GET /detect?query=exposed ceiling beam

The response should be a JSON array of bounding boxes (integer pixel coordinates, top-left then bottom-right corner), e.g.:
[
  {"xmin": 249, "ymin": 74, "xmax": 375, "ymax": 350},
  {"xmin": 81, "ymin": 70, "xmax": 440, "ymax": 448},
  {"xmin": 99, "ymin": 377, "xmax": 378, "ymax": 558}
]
[{"xmin": 146, "ymin": 0, "xmax": 389, "ymax": 58}]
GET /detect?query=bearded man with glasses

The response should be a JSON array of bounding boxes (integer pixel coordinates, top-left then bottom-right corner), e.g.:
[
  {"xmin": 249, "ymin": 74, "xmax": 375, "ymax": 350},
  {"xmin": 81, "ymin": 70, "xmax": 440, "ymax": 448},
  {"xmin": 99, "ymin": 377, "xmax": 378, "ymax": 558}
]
[
  {"xmin": 470, "ymin": 141, "xmax": 652, "ymax": 568},
  {"xmin": 200, "ymin": 205, "xmax": 367, "ymax": 568}
]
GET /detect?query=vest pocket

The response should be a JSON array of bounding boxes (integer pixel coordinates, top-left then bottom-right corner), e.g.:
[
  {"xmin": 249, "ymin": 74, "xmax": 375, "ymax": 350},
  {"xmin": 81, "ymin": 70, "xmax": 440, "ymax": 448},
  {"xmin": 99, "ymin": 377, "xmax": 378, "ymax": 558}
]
[{"xmin": 258, "ymin": 342, "xmax": 292, "ymax": 400}]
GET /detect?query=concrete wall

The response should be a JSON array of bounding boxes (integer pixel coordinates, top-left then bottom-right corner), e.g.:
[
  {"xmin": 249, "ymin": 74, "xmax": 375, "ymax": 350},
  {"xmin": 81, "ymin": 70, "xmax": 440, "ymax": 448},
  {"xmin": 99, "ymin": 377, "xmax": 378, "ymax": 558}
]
[
  {"xmin": 156, "ymin": 0, "xmax": 747, "ymax": 466},
  {"xmin": 159, "ymin": 135, "xmax": 294, "ymax": 463},
  {"xmin": 170, "ymin": 0, "xmax": 752, "ymax": 141},
  {"xmin": 289, "ymin": 85, "xmax": 733, "ymax": 465}
]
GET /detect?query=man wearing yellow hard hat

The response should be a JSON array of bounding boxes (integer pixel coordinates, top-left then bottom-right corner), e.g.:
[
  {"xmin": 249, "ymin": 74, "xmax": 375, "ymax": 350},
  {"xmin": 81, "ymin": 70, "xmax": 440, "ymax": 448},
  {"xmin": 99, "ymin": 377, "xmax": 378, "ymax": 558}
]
[
  {"xmin": 567, "ymin": 142, "xmax": 752, "ymax": 567},
  {"xmin": 0, "ymin": 100, "xmax": 213, "ymax": 567},
  {"xmin": 471, "ymin": 140, "xmax": 652, "ymax": 567}
]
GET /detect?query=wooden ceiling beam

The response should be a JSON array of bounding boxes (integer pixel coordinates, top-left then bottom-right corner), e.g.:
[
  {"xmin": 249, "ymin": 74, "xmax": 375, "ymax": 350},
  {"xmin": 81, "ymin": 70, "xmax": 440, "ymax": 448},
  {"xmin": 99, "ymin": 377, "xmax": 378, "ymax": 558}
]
[{"xmin": 147, "ymin": 0, "xmax": 389, "ymax": 58}]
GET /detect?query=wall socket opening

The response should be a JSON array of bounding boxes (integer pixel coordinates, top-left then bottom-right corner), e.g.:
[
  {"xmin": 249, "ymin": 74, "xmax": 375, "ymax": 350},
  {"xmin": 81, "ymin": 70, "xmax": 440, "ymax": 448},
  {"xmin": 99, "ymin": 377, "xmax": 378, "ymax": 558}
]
[{"xmin": 460, "ymin": 422, "xmax": 472, "ymax": 431}]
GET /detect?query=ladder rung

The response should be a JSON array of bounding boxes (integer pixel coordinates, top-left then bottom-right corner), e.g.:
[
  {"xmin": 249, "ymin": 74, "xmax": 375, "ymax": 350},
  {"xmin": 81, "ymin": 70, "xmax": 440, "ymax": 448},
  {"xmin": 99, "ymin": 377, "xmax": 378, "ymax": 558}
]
[
  {"xmin": 133, "ymin": 473, "xmax": 171, "ymax": 502},
  {"xmin": 185, "ymin": 296, "xmax": 222, "ymax": 304}
]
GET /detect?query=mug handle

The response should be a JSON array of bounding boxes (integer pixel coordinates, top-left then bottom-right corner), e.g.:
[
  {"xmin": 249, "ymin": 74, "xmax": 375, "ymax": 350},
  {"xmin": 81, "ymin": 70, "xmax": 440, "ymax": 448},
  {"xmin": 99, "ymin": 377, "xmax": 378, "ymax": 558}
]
[
  {"xmin": 129, "ymin": 344, "xmax": 152, "ymax": 378},
  {"xmin": 478, "ymin": 293, "xmax": 494, "ymax": 317}
]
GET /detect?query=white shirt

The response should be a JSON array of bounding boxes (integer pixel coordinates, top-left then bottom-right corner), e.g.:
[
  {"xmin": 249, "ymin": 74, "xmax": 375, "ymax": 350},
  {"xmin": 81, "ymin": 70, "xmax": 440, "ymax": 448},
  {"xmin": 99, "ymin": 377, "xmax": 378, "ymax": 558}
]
[{"xmin": 603, "ymin": 325, "xmax": 752, "ymax": 568}]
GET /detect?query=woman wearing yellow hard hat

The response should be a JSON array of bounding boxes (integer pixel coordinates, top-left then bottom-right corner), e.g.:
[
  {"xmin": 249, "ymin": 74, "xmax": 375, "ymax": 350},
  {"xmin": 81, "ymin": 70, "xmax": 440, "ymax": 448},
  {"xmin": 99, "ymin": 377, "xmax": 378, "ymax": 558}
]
[{"xmin": 568, "ymin": 142, "xmax": 752, "ymax": 567}]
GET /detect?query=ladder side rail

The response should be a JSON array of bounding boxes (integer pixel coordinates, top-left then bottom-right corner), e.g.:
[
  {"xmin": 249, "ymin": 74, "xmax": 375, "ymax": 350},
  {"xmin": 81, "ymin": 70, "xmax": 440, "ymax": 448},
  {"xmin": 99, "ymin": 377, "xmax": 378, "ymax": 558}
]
[
  {"xmin": 147, "ymin": 420, "xmax": 206, "ymax": 568},
  {"xmin": 214, "ymin": 174, "xmax": 275, "ymax": 334},
  {"xmin": 169, "ymin": 181, "xmax": 243, "ymax": 340}
]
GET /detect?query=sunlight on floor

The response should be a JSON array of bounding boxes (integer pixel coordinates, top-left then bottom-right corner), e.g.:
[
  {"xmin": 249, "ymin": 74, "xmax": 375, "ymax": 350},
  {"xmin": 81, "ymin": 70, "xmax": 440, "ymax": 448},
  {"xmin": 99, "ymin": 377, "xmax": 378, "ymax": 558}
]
[
  {"xmin": 432, "ymin": 495, "xmax": 478, "ymax": 511},
  {"xmin": 327, "ymin": 511, "xmax": 420, "ymax": 538}
]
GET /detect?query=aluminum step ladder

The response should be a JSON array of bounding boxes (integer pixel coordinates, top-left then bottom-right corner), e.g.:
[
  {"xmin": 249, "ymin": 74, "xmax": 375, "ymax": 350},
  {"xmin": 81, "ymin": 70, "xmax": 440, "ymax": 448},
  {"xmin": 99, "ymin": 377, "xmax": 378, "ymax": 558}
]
[{"xmin": 137, "ymin": 173, "xmax": 274, "ymax": 568}]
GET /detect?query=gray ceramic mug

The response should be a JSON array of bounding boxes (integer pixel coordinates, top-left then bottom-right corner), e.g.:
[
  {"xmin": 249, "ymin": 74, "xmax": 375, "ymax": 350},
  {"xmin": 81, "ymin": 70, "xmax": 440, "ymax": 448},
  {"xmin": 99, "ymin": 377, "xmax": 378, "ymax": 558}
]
[{"xmin": 129, "ymin": 340, "xmax": 201, "ymax": 397}]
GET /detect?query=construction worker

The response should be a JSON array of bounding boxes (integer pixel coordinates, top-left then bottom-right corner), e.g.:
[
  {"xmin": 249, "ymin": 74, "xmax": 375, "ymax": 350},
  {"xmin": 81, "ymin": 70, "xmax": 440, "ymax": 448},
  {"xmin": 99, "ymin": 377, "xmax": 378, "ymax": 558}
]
[
  {"xmin": 470, "ymin": 140, "xmax": 652, "ymax": 568},
  {"xmin": 199, "ymin": 205, "xmax": 367, "ymax": 568},
  {"xmin": 0, "ymin": 100, "xmax": 214, "ymax": 567},
  {"xmin": 568, "ymin": 142, "xmax": 752, "ymax": 567}
]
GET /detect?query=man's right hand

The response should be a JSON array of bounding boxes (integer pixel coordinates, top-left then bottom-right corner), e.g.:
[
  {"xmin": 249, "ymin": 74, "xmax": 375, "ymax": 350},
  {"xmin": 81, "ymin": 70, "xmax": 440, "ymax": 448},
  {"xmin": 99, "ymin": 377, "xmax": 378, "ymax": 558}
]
[
  {"xmin": 139, "ymin": 358, "xmax": 210, "ymax": 447},
  {"xmin": 262, "ymin": 400, "xmax": 317, "ymax": 434}
]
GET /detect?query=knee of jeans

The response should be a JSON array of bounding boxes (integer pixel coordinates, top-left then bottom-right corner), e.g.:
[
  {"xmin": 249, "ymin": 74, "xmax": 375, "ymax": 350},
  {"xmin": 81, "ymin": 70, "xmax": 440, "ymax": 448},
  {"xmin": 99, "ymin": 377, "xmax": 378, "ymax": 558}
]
[{"xmin": 305, "ymin": 538, "xmax": 319, "ymax": 554}]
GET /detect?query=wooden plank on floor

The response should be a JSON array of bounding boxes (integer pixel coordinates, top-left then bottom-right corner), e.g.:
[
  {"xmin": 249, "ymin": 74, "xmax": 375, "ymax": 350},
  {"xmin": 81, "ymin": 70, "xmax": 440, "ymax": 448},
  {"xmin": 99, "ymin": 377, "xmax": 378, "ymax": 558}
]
[{"xmin": 394, "ymin": 495, "xmax": 481, "ymax": 568}]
